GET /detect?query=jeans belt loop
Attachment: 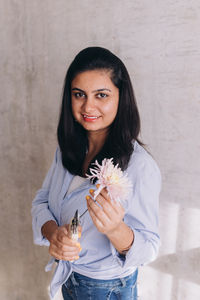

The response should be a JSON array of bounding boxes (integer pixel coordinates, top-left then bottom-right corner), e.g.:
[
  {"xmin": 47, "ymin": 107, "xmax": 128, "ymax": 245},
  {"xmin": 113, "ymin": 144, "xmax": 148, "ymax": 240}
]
[
  {"xmin": 70, "ymin": 272, "xmax": 79, "ymax": 287},
  {"xmin": 120, "ymin": 277, "xmax": 126, "ymax": 288}
]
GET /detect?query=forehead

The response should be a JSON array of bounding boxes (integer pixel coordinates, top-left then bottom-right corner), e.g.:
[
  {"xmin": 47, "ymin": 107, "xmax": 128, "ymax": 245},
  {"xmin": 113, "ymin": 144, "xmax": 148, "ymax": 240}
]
[{"xmin": 71, "ymin": 70, "xmax": 114, "ymax": 88}]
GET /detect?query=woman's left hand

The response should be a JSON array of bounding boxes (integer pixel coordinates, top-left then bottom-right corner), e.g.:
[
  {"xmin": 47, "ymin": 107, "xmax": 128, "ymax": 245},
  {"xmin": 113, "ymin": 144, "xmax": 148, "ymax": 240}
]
[{"xmin": 86, "ymin": 185, "xmax": 125, "ymax": 236}]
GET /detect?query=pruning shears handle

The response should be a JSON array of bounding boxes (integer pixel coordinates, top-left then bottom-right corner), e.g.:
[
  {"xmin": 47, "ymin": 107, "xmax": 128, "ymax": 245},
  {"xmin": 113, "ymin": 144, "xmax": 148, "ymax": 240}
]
[{"xmin": 69, "ymin": 209, "xmax": 80, "ymax": 241}]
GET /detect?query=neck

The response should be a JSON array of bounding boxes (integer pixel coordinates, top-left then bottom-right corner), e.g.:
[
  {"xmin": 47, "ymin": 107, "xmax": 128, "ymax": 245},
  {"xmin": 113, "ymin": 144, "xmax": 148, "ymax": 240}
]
[{"xmin": 87, "ymin": 130, "xmax": 108, "ymax": 156}]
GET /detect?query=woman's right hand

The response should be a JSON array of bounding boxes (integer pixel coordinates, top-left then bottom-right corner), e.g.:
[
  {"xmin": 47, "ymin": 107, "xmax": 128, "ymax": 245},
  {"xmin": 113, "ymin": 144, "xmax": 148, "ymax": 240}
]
[{"xmin": 42, "ymin": 221, "xmax": 82, "ymax": 261}]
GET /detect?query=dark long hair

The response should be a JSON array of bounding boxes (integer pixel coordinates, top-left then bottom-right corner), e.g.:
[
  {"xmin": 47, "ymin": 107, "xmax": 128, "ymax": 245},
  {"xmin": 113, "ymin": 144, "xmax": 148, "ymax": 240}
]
[{"xmin": 57, "ymin": 46, "xmax": 142, "ymax": 176}]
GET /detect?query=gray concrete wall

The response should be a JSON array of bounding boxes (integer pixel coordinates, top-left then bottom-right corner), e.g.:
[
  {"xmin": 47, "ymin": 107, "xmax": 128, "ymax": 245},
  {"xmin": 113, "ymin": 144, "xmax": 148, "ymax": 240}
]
[{"xmin": 1, "ymin": 1, "xmax": 200, "ymax": 299}]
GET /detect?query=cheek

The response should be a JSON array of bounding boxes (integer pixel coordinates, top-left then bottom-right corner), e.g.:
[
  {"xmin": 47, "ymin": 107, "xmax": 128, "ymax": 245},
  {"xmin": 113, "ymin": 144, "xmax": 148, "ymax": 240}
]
[
  {"xmin": 102, "ymin": 100, "xmax": 119, "ymax": 117},
  {"xmin": 71, "ymin": 100, "xmax": 80, "ymax": 115}
]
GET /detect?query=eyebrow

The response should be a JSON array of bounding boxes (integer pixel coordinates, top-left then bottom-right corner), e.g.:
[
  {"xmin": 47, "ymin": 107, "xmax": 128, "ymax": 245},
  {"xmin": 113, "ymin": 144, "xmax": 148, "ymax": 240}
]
[{"xmin": 71, "ymin": 87, "xmax": 111, "ymax": 93}]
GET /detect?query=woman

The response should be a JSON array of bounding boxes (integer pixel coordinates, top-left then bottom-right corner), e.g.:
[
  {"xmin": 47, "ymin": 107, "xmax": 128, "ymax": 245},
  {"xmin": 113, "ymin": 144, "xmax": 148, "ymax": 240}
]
[{"xmin": 32, "ymin": 47, "xmax": 161, "ymax": 300}]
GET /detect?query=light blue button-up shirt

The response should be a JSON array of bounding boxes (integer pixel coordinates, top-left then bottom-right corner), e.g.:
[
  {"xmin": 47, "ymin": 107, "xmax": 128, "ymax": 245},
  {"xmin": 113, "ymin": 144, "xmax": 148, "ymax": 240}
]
[{"xmin": 31, "ymin": 141, "xmax": 161, "ymax": 299}]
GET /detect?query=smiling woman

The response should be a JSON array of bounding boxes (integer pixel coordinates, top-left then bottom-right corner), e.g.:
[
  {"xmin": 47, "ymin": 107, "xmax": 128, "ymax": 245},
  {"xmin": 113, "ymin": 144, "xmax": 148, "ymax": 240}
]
[
  {"xmin": 71, "ymin": 70, "xmax": 119, "ymax": 138},
  {"xmin": 31, "ymin": 47, "xmax": 161, "ymax": 300}
]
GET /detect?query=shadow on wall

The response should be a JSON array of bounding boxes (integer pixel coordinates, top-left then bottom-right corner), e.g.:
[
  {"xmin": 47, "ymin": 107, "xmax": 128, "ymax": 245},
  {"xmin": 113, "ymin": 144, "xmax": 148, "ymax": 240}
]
[
  {"xmin": 151, "ymin": 247, "xmax": 200, "ymax": 285},
  {"xmin": 144, "ymin": 200, "xmax": 200, "ymax": 300}
]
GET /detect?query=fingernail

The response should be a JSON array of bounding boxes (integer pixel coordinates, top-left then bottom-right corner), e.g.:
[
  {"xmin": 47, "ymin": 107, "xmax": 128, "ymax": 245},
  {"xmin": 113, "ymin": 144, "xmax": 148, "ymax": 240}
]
[
  {"xmin": 78, "ymin": 232, "xmax": 81, "ymax": 238},
  {"xmin": 79, "ymin": 247, "xmax": 82, "ymax": 252},
  {"xmin": 76, "ymin": 242, "xmax": 80, "ymax": 247},
  {"xmin": 96, "ymin": 184, "xmax": 100, "ymax": 188},
  {"xmin": 86, "ymin": 195, "xmax": 90, "ymax": 200},
  {"xmin": 74, "ymin": 256, "xmax": 79, "ymax": 260},
  {"xmin": 89, "ymin": 189, "xmax": 94, "ymax": 194}
]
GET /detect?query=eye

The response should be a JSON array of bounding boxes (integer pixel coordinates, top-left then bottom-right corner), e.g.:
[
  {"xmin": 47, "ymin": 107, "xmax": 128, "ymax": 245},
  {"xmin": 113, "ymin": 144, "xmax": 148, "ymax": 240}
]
[
  {"xmin": 73, "ymin": 92, "xmax": 85, "ymax": 98},
  {"xmin": 96, "ymin": 93, "xmax": 108, "ymax": 99}
]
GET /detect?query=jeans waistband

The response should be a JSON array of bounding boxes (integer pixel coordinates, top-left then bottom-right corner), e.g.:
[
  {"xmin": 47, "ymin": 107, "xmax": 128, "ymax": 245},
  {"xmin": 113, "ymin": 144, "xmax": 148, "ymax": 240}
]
[{"xmin": 69, "ymin": 269, "xmax": 138, "ymax": 288}]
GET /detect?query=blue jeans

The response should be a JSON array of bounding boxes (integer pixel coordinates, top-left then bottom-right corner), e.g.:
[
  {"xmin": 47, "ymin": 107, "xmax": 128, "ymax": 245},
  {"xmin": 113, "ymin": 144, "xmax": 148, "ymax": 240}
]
[{"xmin": 62, "ymin": 269, "xmax": 138, "ymax": 300}]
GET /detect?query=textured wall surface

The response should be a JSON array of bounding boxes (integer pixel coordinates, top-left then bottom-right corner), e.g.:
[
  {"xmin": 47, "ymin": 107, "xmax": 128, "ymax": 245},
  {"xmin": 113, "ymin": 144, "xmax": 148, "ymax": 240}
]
[{"xmin": 0, "ymin": 1, "xmax": 200, "ymax": 299}]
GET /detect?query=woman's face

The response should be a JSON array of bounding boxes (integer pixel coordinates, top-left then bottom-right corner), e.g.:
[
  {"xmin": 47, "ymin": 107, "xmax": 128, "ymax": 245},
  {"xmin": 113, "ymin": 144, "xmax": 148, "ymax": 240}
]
[{"xmin": 71, "ymin": 70, "xmax": 119, "ymax": 136}]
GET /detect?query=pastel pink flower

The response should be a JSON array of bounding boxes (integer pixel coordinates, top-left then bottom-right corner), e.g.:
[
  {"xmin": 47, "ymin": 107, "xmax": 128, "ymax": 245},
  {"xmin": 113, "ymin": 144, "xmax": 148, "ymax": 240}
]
[{"xmin": 86, "ymin": 158, "xmax": 132, "ymax": 203}]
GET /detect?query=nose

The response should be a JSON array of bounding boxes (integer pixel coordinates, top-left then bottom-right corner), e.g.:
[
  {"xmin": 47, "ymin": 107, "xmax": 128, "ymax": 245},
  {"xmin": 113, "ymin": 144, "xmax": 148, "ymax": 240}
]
[{"xmin": 82, "ymin": 95, "xmax": 95, "ymax": 113}]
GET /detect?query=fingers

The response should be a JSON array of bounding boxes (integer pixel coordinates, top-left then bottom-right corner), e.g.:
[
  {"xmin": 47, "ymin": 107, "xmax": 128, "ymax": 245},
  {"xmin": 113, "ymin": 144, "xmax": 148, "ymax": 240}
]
[
  {"xmin": 86, "ymin": 196, "xmax": 106, "ymax": 228},
  {"xmin": 86, "ymin": 195, "xmax": 110, "ymax": 226},
  {"xmin": 51, "ymin": 238, "xmax": 80, "ymax": 252},
  {"xmin": 89, "ymin": 187, "xmax": 124, "ymax": 218},
  {"xmin": 78, "ymin": 225, "xmax": 82, "ymax": 238},
  {"xmin": 49, "ymin": 243, "xmax": 81, "ymax": 261},
  {"xmin": 49, "ymin": 225, "xmax": 82, "ymax": 261},
  {"xmin": 99, "ymin": 187, "xmax": 124, "ymax": 212},
  {"xmin": 86, "ymin": 185, "xmax": 125, "ymax": 235},
  {"xmin": 89, "ymin": 209, "xmax": 104, "ymax": 230},
  {"xmin": 98, "ymin": 187, "xmax": 111, "ymax": 202},
  {"xmin": 91, "ymin": 193, "xmax": 113, "ymax": 220}
]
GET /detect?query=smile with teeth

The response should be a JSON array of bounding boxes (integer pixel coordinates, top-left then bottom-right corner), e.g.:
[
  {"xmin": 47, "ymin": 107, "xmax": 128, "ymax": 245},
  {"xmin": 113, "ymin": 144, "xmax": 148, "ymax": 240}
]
[{"xmin": 82, "ymin": 114, "xmax": 100, "ymax": 121}]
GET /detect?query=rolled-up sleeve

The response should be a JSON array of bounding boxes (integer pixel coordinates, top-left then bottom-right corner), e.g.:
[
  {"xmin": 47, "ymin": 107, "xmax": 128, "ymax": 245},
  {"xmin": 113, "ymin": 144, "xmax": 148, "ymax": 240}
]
[
  {"xmin": 110, "ymin": 155, "xmax": 161, "ymax": 268},
  {"xmin": 31, "ymin": 147, "xmax": 59, "ymax": 246}
]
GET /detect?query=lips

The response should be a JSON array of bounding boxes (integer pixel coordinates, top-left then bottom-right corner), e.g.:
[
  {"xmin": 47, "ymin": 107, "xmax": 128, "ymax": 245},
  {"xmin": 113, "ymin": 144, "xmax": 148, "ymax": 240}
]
[{"xmin": 82, "ymin": 114, "xmax": 100, "ymax": 122}]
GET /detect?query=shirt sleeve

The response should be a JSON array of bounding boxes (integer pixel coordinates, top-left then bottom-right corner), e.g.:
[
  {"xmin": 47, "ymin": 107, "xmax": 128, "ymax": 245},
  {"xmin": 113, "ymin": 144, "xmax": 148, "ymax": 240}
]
[
  {"xmin": 110, "ymin": 155, "xmax": 161, "ymax": 268},
  {"xmin": 31, "ymin": 146, "xmax": 59, "ymax": 246}
]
